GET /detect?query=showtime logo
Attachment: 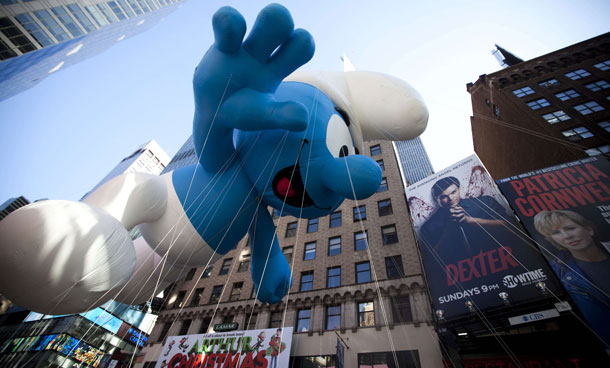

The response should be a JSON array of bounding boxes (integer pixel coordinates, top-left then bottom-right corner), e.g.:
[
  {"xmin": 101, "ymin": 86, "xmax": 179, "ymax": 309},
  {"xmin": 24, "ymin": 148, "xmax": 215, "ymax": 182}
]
[{"xmin": 502, "ymin": 269, "xmax": 547, "ymax": 289}]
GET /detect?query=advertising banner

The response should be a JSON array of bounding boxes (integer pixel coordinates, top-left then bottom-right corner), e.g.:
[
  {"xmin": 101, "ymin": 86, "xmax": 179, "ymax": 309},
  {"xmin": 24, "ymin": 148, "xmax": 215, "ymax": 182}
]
[
  {"xmin": 156, "ymin": 327, "xmax": 293, "ymax": 368},
  {"xmin": 406, "ymin": 155, "xmax": 557, "ymax": 320},
  {"xmin": 496, "ymin": 156, "xmax": 610, "ymax": 346}
]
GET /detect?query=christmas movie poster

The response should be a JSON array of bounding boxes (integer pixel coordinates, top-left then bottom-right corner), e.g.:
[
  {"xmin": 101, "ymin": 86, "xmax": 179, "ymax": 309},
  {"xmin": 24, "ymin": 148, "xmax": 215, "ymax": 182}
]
[{"xmin": 156, "ymin": 327, "xmax": 293, "ymax": 368}]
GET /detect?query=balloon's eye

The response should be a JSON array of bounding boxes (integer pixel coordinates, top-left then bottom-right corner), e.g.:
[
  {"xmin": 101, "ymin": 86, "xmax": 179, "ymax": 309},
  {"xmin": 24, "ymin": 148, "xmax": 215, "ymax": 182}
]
[{"xmin": 326, "ymin": 113, "xmax": 355, "ymax": 159}]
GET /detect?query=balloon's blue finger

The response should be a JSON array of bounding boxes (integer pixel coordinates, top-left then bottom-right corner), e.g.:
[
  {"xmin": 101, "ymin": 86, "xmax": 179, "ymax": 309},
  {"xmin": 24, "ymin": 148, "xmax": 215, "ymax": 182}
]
[
  {"xmin": 243, "ymin": 4, "xmax": 294, "ymax": 63},
  {"xmin": 268, "ymin": 28, "xmax": 314, "ymax": 79},
  {"xmin": 219, "ymin": 90, "xmax": 309, "ymax": 132},
  {"xmin": 212, "ymin": 6, "xmax": 246, "ymax": 53}
]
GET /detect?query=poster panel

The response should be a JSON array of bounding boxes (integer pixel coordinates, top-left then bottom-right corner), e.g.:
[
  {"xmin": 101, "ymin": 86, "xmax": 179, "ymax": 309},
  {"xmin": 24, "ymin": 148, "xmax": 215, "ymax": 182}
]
[
  {"xmin": 496, "ymin": 156, "xmax": 610, "ymax": 346},
  {"xmin": 406, "ymin": 155, "xmax": 556, "ymax": 319},
  {"xmin": 156, "ymin": 327, "xmax": 293, "ymax": 368}
]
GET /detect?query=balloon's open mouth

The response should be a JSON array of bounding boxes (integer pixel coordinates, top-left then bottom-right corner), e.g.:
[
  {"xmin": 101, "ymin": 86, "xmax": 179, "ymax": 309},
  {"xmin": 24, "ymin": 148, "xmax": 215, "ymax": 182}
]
[{"xmin": 272, "ymin": 164, "xmax": 314, "ymax": 208}]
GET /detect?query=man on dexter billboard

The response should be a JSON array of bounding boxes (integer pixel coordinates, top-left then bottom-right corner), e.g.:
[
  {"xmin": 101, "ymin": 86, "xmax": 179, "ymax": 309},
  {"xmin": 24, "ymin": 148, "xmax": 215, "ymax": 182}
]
[
  {"xmin": 496, "ymin": 156, "xmax": 610, "ymax": 348},
  {"xmin": 406, "ymin": 155, "xmax": 556, "ymax": 319},
  {"xmin": 155, "ymin": 327, "xmax": 292, "ymax": 368}
]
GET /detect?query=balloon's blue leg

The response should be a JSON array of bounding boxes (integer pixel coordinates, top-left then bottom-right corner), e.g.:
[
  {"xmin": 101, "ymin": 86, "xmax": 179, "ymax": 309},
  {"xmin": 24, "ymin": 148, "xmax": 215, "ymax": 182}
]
[{"xmin": 248, "ymin": 204, "xmax": 293, "ymax": 304}]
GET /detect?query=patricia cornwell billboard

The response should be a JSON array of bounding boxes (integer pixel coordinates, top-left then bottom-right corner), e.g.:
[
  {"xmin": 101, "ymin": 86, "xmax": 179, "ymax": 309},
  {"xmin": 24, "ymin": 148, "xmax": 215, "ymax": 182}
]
[
  {"xmin": 496, "ymin": 156, "xmax": 610, "ymax": 347},
  {"xmin": 406, "ymin": 155, "xmax": 556, "ymax": 320},
  {"xmin": 155, "ymin": 327, "xmax": 293, "ymax": 368}
]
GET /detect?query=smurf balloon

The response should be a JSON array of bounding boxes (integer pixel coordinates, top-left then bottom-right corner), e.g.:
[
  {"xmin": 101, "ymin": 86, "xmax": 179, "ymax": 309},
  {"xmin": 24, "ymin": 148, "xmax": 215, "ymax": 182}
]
[{"xmin": 0, "ymin": 4, "xmax": 428, "ymax": 314}]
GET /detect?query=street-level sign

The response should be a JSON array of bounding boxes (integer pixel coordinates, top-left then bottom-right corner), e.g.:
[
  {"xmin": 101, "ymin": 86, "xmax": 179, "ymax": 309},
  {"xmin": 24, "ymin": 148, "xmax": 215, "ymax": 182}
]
[{"xmin": 508, "ymin": 309, "xmax": 560, "ymax": 326}]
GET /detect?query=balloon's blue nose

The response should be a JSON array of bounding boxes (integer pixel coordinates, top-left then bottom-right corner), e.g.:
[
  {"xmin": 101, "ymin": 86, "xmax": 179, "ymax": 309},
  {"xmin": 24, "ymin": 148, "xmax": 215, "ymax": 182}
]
[{"xmin": 321, "ymin": 155, "xmax": 382, "ymax": 200}]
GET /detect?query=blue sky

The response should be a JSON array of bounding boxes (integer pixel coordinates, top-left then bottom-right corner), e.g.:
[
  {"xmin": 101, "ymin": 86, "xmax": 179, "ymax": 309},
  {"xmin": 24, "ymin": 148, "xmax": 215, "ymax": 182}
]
[{"xmin": 0, "ymin": 0, "xmax": 609, "ymax": 202}]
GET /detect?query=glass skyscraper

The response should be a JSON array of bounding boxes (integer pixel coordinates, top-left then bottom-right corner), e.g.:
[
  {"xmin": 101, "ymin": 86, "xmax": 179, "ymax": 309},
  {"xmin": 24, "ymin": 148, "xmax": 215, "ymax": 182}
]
[
  {"xmin": 393, "ymin": 137, "xmax": 435, "ymax": 186},
  {"xmin": 0, "ymin": 0, "xmax": 183, "ymax": 100}
]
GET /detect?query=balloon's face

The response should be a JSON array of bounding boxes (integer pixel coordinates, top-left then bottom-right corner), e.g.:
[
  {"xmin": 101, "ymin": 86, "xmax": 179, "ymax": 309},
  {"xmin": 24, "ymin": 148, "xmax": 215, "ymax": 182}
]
[{"xmin": 234, "ymin": 82, "xmax": 381, "ymax": 219}]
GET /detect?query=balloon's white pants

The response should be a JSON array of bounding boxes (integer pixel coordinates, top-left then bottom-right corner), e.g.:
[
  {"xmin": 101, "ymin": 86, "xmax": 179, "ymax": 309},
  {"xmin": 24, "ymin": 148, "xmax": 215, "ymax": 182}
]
[{"xmin": 0, "ymin": 172, "xmax": 217, "ymax": 314}]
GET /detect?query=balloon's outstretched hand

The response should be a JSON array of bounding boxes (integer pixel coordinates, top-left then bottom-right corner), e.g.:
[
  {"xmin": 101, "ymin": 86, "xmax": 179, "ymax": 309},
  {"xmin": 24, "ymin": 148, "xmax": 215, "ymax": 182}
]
[{"xmin": 193, "ymin": 4, "xmax": 315, "ymax": 133}]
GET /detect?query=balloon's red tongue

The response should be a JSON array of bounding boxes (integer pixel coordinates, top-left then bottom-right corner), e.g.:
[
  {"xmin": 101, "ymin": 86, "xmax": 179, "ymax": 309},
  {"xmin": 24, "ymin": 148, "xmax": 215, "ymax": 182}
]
[{"xmin": 277, "ymin": 177, "xmax": 296, "ymax": 197}]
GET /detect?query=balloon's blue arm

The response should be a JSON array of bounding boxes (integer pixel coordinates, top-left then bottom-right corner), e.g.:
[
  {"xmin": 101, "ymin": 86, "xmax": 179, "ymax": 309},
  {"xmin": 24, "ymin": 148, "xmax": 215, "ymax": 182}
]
[{"xmin": 192, "ymin": 4, "xmax": 315, "ymax": 173}]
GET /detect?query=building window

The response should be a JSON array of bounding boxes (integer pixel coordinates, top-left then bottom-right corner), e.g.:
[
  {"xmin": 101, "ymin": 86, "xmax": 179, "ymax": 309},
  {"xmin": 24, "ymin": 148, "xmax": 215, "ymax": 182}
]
[
  {"xmin": 296, "ymin": 309, "xmax": 311, "ymax": 332},
  {"xmin": 300, "ymin": 271, "xmax": 314, "ymax": 291},
  {"xmin": 377, "ymin": 199, "xmax": 393, "ymax": 216},
  {"xmin": 269, "ymin": 311, "xmax": 283, "ymax": 328},
  {"xmin": 65, "ymin": 4, "xmax": 97, "ymax": 33},
  {"xmin": 565, "ymin": 68, "xmax": 591, "ymax": 80},
  {"xmin": 229, "ymin": 282, "xmax": 243, "ymax": 301},
  {"xmin": 526, "ymin": 98, "xmax": 550, "ymax": 110},
  {"xmin": 356, "ymin": 261, "xmax": 371, "ymax": 284},
  {"xmin": 307, "ymin": 218, "xmax": 319, "ymax": 233},
  {"xmin": 385, "ymin": 255, "xmax": 404, "ymax": 279},
  {"xmin": 329, "ymin": 211, "xmax": 342, "ymax": 228},
  {"xmin": 178, "ymin": 319, "xmax": 191, "ymax": 335},
  {"xmin": 285, "ymin": 221, "xmax": 297, "ymax": 237},
  {"xmin": 184, "ymin": 267, "xmax": 197, "ymax": 281},
  {"xmin": 171, "ymin": 290, "xmax": 186, "ymax": 308},
  {"xmin": 538, "ymin": 78, "xmax": 559, "ymax": 88},
  {"xmin": 219, "ymin": 258, "xmax": 232, "ymax": 275},
  {"xmin": 326, "ymin": 305, "xmax": 341, "ymax": 330},
  {"xmin": 358, "ymin": 302, "xmax": 375, "ymax": 327},
  {"xmin": 304, "ymin": 241, "xmax": 316, "ymax": 260},
  {"xmin": 585, "ymin": 80, "xmax": 610, "ymax": 92},
  {"xmin": 353, "ymin": 205, "xmax": 367, "ymax": 221},
  {"xmin": 199, "ymin": 318, "xmax": 212, "ymax": 333},
  {"xmin": 377, "ymin": 178, "xmax": 388, "ymax": 192},
  {"xmin": 223, "ymin": 315, "xmax": 235, "ymax": 324},
  {"xmin": 574, "ymin": 101, "xmax": 605, "ymax": 115},
  {"xmin": 328, "ymin": 236, "xmax": 341, "ymax": 256},
  {"xmin": 512, "ymin": 86, "xmax": 535, "ymax": 98},
  {"xmin": 392, "ymin": 296, "xmax": 414, "ymax": 324},
  {"xmin": 598, "ymin": 120, "xmax": 610, "ymax": 132},
  {"xmin": 50, "ymin": 7, "xmax": 84, "ymax": 37},
  {"xmin": 562, "ymin": 126, "xmax": 594, "ymax": 141},
  {"xmin": 33, "ymin": 9, "xmax": 71, "ymax": 41},
  {"xmin": 157, "ymin": 323, "xmax": 171, "ymax": 342},
  {"xmin": 283, "ymin": 246, "xmax": 294, "ymax": 264},
  {"xmin": 209, "ymin": 285, "xmax": 223, "ymax": 304},
  {"xmin": 190, "ymin": 288, "xmax": 204, "ymax": 307},
  {"xmin": 370, "ymin": 144, "xmax": 381, "ymax": 156},
  {"xmin": 555, "ymin": 89, "xmax": 580, "ymax": 101},
  {"xmin": 327, "ymin": 266, "xmax": 341, "ymax": 288},
  {"xmin": 238, "ymin": 255, "xmax": 250, "ymax": 273},
  {"xmin": 586, "ymin": 145, "xmax": 610, "ymax": 156},
  {"xmin": 542, "ymin": 110, "xmax": 571, "ymax": 124},
  {"xmin": 247, "ymin": 314, "xmax": 258, "ymax": 330},
  {"xmin": 354, "ymin": 231, "xmax": 368, "ymax": 251},
  {"xmin": 381, "ymin": 225, "xmax": 398, "ymax": 245},
  {"xmin": 201, "ymin": 265, "xmax": 213, "ymax": 279},
  {"xmin": 376, "ymin": 159, "xmax": 385, "ymax": 171},
  {"xmin": 594, "ymin": 59, "xmax": 610, "ymax": 71},
  {"xmin": 116, "ymin": 0, "xmax": 136, "ymax": 17}
]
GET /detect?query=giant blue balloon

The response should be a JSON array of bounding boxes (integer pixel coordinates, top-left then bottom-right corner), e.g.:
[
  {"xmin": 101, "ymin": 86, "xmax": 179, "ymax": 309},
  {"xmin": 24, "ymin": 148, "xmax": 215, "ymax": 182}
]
[{"xmin": 0, "ymin": 4, "xmax": 428, "ymax": 313}]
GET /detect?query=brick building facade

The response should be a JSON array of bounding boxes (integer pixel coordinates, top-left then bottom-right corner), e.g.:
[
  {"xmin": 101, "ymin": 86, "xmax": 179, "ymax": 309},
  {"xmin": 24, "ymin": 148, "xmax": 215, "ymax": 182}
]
[
  {"xmin": 467, "ymin": 32, "xmax": 610, "ymax": 179},
  {"xmin": 136, "ymin": 140, "xmax": 443, "ymax": 367}
]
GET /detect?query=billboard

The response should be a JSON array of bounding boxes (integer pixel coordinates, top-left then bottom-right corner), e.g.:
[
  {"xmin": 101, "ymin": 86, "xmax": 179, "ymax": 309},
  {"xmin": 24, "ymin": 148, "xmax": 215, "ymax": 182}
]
[
  {"xmin": 406, "ymin": 155, "xmax": 557, "ymax": 319},
  {"xmin": 156, "ymin": 327, "xmax": 293, "ymax": 368},
  {"xmin": 496, "ymin": 156, "xmax": 610, "ymax": 347}
]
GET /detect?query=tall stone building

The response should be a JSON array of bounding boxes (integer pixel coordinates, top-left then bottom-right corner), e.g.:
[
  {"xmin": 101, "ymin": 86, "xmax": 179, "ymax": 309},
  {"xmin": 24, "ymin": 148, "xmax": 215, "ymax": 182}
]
[
  {"xmin": 136, "ymin": 139, "xmax": 443, "ymax": 367},
  {"xmin": 467, "ymin": 32, "xmax": 610, "ymax": 179}
]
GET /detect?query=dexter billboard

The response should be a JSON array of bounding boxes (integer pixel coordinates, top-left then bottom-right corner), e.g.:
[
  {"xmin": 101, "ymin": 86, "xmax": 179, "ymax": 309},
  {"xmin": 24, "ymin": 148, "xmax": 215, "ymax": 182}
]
[
  {"xmin": 156, "ymin": 327, "xmax": 293, "ymax": 368},
  {"xmin": 496, "ymin": 156, "xmax": 610, "ymax": 347},
  {"xmin": 406, "ymin": 155, "xmax": 556, "ymax": 320}
]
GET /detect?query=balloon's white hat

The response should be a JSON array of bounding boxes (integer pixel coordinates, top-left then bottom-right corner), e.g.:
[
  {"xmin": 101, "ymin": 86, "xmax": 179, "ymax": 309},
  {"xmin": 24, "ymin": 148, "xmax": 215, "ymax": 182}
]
[{"xmin": 286, "ymin": 71, "xmax": 429, "ymax": 153}]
